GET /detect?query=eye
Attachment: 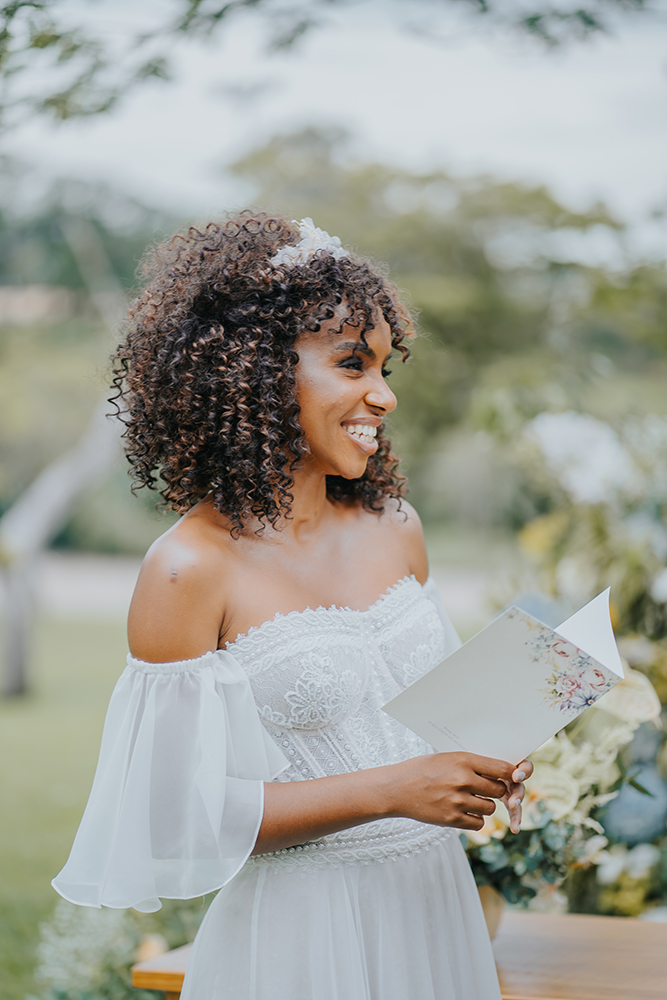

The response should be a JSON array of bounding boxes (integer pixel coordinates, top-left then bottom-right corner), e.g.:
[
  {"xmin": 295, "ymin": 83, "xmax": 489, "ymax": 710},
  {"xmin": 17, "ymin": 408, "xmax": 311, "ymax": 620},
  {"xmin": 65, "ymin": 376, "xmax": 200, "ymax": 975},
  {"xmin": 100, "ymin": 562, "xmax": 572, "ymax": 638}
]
[
  {"xmin": 337, "ymin": 356, "xmax": 364, "ymax": 373},
  {"xmin": 381, "ymin": 367, "xmax": 392, "ymax": 378}
]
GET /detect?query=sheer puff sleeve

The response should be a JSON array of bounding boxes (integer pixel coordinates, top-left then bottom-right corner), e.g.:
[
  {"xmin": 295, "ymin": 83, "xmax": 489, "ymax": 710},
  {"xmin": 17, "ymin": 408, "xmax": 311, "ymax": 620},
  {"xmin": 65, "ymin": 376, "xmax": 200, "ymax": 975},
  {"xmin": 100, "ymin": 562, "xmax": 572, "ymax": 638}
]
[{"xmin": 52, "ymin": 649, "xmax": 288, "ymax": 913}]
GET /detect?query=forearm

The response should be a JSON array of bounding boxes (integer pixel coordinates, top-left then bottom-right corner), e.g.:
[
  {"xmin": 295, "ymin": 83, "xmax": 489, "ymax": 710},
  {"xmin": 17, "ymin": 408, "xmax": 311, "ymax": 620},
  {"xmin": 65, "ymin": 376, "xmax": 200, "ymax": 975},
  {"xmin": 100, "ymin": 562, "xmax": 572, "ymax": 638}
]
[
  {"xmin": 252, "ymin": 764, "xmax": 401, "ymax": 855},
  {"xmin": 252, "ymin": 752, "xmax": 532, "ymax": 854}
]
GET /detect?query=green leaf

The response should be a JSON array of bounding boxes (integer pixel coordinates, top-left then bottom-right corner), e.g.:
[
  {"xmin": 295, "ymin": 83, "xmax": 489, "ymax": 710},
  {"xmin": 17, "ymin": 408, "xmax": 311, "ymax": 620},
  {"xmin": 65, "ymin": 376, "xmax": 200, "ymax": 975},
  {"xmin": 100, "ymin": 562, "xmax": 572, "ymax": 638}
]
[{"xmin": 628, "ymin": 776, "xmax": 655, "ymax": 797}]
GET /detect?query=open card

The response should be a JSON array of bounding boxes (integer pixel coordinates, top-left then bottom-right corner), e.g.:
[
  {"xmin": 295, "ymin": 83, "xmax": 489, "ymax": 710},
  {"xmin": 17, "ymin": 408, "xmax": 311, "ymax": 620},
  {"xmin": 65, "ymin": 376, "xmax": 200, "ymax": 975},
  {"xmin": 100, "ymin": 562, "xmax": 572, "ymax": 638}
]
[{"xmin": 382, "ymin": 589, "xmax": 624, "ymax": 764}]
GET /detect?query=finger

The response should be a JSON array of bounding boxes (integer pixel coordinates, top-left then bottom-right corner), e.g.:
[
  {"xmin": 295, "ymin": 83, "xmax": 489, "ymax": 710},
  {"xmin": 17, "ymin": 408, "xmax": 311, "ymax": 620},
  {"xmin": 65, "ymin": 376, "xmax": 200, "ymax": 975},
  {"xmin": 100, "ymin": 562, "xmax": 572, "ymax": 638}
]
[
  {"xmin": 502, "ymin": 790, "xmax": 523, "ymax": 834},
  {"xmin": 461, "ymin": 795, "xmax": 497, "ymax": 817},
  {"xmin": 512, "ymin": 759, "xmax": 533, "ymax": 783},
  {"xmin": 469, "ymin": 755, "xmax": 516, "ymax": 782},
  {"xmin": 504, "ymin": 782, "xmax": 525, "ymax": 809},
  {"xmin": 508, "ymin": 800, "xmax": 522, "ymax": 834},
  {"xmin": 459, "ymin": 814, "xmax": 486, "ymax": 832},
  {"xmin": 467, "ymin": 776, "xmax": 508, "ymax": 799}
]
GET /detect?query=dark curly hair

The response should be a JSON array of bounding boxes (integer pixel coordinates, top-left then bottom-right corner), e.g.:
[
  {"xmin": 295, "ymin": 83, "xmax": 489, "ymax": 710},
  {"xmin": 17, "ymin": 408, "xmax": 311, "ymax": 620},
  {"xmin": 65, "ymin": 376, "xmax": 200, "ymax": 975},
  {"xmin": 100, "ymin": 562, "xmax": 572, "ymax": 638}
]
[{"xmin": 111, "ymin": 211, "xmax": 414, "ymax": 535}]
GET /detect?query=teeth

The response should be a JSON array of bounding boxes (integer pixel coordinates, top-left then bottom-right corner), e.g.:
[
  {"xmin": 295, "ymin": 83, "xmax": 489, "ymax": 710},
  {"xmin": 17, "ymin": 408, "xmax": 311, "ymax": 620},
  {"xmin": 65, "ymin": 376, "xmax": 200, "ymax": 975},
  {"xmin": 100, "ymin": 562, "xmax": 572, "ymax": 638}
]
[{"xmin": 346, "ymin": 424, "xmax": 378, "ymax": 444}]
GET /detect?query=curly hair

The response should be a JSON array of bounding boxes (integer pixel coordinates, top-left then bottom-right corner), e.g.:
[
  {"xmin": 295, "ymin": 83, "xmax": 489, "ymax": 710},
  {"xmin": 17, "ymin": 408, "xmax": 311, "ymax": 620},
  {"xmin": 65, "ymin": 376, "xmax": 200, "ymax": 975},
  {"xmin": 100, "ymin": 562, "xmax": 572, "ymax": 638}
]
[{"xmin": 111, "ymin": 211, "xmax": 414, "ymax": 535}]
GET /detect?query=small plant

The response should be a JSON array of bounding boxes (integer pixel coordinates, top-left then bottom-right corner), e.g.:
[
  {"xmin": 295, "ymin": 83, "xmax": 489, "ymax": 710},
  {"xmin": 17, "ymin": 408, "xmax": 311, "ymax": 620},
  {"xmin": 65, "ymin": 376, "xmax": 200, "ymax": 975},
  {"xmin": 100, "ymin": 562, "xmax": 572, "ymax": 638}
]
[{"xmin": 31, "ymin": 896, "xmax": 213, "ymax": 1000}]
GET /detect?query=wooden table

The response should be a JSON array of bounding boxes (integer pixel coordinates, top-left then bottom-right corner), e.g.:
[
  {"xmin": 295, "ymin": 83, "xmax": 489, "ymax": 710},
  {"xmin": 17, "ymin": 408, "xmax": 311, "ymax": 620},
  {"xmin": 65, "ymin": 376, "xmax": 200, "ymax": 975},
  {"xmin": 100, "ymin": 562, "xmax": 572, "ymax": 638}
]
[
  {"xmin": 132, "ymin": 942, "xmax": 192, "ymax": 1000},
  {"xmin": 493, "ymin": 911, "xmax": 667, "ymax": 999},
  {"xmin": 132, "ymin": 911, "xmax": 667, "ymax": 999}
]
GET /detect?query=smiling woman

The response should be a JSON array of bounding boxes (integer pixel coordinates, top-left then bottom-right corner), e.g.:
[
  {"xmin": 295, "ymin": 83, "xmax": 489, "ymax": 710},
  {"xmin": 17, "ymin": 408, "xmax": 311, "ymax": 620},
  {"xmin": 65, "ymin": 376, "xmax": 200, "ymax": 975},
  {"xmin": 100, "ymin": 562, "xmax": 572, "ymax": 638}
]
[
  {"xmin": 52, "ymin": 211, "xmax": 531, "ymax": 1000},
  {"xmin": 110, "ymin": 212, "xmax": 410, "ymax": 536}
]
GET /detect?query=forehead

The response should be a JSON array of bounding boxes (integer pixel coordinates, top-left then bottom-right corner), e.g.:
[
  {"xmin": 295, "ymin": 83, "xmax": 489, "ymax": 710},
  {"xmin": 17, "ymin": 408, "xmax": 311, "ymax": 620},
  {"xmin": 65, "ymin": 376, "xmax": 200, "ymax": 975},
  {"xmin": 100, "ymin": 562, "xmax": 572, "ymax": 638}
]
[{"xmin": 301, "ymin": 313, "xmax": 393, "ymax": 354}]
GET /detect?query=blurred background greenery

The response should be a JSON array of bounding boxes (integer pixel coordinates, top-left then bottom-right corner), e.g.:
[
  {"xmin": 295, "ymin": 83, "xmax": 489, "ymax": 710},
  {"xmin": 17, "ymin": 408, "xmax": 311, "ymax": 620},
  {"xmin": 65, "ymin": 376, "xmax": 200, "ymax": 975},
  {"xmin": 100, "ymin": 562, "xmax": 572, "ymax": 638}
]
[{"xmin": 1, "ymin": 2, "xmax": 667, "ymax": 998}]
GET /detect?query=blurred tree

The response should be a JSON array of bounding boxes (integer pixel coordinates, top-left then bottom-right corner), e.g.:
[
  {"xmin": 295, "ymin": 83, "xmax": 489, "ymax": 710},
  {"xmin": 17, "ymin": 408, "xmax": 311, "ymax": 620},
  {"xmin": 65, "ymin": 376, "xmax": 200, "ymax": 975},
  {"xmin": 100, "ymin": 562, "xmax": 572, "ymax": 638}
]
[
  {"xmin": 0, "ymin": 183, "xmax": 175, "ymax": 695},
  {"xmin": 0, "ymin": 173, "xmax": 173, "ymax": 290},
  {"xmin": 0, "ymin": 0, "xmax": 655, "ymax": 124},
  {"xmin": 229, "ymin": 127, "xmax": 633, "ymax": 465},
  {"xmin": 0, "ymin": 176, "xmax": 175, "ymax": 507}
]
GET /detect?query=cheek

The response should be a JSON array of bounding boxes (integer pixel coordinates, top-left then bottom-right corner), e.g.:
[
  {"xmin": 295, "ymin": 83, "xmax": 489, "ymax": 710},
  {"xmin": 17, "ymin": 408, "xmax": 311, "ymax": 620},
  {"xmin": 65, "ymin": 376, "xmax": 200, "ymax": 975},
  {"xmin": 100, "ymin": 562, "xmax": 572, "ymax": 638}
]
[{"xmin": 297, "ymin": 374, "xmax": 347, "ymax": 429}]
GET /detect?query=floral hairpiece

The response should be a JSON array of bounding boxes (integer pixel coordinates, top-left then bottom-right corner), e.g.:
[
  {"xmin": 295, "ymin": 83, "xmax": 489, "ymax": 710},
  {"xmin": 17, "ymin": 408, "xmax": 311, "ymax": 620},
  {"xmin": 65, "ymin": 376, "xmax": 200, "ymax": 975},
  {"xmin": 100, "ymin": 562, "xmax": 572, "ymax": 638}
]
[{"xmin": 269, "ymin": 217, "xmax": 349, "ymax": 268}]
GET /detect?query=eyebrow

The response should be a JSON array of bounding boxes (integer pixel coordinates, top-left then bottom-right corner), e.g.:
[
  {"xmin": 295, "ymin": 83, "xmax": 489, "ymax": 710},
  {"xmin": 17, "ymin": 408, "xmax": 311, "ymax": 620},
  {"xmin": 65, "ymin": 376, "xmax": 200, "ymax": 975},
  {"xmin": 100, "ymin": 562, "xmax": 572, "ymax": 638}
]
[
  {"xmin": 333, "ymin": 341, "xmax": 393, "ymax": 363},
  {"xmin": 334, "ymin": 340, "xmax": 375, "ymax": 358}
]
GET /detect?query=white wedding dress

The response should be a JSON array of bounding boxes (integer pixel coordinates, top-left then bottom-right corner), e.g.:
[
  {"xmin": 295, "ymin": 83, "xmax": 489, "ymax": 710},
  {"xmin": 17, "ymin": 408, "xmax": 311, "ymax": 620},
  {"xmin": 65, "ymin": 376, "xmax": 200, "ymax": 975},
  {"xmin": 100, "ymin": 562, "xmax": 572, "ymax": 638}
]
[{"xmin": 53, "ymin": 576, "xmax": 501, "ymax": 999}]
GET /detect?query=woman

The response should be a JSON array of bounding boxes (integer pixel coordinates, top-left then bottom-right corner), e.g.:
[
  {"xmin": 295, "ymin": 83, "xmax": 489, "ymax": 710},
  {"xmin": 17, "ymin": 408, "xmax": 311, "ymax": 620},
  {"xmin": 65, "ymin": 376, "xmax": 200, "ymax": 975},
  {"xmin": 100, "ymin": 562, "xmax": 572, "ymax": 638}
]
[{"xmin": 53, "ymin": 213, "xmax": 531, "ymax": 999}]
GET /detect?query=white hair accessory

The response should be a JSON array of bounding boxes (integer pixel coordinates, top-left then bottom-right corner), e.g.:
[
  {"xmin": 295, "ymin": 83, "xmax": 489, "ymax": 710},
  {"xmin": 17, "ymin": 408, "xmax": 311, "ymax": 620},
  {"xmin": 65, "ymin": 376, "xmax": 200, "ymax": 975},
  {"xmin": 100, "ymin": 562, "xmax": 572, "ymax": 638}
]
[{"xmin": 269, "ymin": 218, "xmax": 349, "ymax": 268}]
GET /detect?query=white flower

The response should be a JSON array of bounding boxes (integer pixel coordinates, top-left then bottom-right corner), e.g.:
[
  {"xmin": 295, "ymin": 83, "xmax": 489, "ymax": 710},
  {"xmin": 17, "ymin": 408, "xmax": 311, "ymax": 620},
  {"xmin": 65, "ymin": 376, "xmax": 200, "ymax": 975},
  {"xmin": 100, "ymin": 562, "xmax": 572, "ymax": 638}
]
[
  {"xmin": 532, "ymin": 735, "xmax": 561, "ymax": 765},
  {"xmin": 554, "ymin": 555, "xmax": 598, "ymax": 608},
  {"xmin": 35, "ymin": 900, "xmax": 136, "ymax": 994},
  {"xmin": 596, "ymin": 843, "xmax": 628, "ymax": 885},
  {"xmin": 626, "ymin": 843, "xmax": 661, "ymax": 880},
  {"xmin": 595, "ymin": 666, "xmax": 661, "ymax": 725},
  {"xmin": 623, "ymin": 414, "xmax": 667, "ymax": 503},
  {"xmin": 596, "ymin": 842, "xmax": 660, "ymax": 885},
  {"xmin": 526, "ymin": 884, "xmax": 569, "ymax": 913},
  {"xmin": 466, "ymin": 799, "xmax": 511, "ymax": 845},
  {"xmin": 650, "ymin": 567, "xmax": 667, "ymax": 603},
  {"xmin": 618, "ymin": 634, "xmax": 658, "ymax": 668},
  {"xmin": 578, "ymin": 833, "xmax": 609, "ymax": 866},
  {"xmin": 521, "ymin": 762, "xmax": 580, "ymax": 829},
  {"xmin": 526, "ymin": 411, "xmax": 639, "ymax": 505},
  {"xmin": 270, "ymin": 218, "xmax": 349, "ymax": 267}
]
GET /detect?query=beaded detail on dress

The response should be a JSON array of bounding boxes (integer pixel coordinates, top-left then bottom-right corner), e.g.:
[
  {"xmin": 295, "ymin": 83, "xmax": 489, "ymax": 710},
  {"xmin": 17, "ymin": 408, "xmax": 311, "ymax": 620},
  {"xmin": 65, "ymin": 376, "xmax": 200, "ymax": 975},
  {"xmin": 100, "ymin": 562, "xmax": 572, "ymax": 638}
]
[{"xmin": 228, "ymin": 576, "xmax": 456, "ymax": 872}]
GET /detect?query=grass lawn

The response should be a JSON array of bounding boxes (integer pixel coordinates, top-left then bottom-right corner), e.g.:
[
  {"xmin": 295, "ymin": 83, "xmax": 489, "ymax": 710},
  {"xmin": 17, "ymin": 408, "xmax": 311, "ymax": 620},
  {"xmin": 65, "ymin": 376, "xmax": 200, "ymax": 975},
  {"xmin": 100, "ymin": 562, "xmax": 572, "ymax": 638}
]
[{"xmin": 0, "ymin": 617, "xmax": 129, "ymax": 1000}]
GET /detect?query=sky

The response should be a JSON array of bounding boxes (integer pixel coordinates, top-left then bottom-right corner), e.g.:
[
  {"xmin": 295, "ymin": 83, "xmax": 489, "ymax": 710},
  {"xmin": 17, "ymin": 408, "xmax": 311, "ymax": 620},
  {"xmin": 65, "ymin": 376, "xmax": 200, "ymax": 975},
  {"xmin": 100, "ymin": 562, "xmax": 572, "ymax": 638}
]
[{"xmin": 5, "ymin": 1, "xmax": 667, "ymax": 257}]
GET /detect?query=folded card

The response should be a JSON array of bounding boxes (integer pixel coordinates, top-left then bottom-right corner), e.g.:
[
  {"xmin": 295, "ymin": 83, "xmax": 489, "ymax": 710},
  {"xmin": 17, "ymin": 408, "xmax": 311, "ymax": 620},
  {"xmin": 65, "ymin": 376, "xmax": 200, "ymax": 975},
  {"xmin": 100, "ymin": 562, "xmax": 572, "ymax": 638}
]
[{"xmin": 383, "ymin": 589, "xmax": 625, "ymax": 764}]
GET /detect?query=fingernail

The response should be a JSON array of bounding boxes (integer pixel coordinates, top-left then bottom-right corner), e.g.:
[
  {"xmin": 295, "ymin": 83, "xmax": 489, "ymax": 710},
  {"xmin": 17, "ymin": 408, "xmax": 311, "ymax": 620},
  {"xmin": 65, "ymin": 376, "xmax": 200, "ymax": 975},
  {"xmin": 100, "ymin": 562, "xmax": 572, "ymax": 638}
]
[{"xmin": 516, "ymin": 771, "xmax": 526, "ymax": 781}]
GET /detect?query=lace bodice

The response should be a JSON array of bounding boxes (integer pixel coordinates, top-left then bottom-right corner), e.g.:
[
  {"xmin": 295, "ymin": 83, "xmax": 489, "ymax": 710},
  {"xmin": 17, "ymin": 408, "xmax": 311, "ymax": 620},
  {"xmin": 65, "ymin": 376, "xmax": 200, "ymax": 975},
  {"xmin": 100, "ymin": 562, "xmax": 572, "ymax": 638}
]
[
  {"xmin": 230, "ymin": 575, "xmax": 462, "ymax": 871},
  {"xmin": 52, "ymin": 575, "xmax": 462, "ymax": 911}
]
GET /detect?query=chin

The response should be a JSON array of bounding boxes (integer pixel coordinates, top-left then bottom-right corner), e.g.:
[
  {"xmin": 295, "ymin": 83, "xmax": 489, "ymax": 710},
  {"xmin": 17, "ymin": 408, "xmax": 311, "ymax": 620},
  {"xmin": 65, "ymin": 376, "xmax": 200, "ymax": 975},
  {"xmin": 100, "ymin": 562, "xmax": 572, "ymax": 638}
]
[{"xmin": 328, "ymin": 462, "xmax": 369, "ymax": 481}]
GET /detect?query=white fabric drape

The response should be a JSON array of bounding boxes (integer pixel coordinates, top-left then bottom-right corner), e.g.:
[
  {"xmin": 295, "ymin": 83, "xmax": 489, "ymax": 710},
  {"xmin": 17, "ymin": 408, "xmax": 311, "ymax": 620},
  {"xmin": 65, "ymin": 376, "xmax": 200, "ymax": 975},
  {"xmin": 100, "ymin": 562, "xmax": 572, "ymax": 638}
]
[{"xmin": 52, "ymin": 649, "xmax": 288, "ymax": 913}]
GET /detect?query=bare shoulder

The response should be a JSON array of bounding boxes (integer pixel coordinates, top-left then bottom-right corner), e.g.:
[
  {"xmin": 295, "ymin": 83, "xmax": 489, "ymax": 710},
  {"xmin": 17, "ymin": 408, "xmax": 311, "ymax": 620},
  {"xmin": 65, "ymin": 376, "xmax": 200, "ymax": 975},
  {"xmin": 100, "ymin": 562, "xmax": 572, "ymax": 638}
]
[
  {"xmin": 359, "ymin": 498, "xmax": 429, "ymax": 584},
  {"xmin": 128, "ymin": 513, "xmax": 230, "ymax": 663}
]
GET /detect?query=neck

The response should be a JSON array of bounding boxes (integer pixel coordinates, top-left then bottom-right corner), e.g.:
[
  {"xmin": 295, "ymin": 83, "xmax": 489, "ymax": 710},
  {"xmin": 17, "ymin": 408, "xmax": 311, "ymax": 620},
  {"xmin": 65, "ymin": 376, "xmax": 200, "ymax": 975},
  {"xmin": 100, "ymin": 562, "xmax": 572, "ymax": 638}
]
[{"xmin": 281, "ymin": 458, "xmax": 331, "ymax": 540}]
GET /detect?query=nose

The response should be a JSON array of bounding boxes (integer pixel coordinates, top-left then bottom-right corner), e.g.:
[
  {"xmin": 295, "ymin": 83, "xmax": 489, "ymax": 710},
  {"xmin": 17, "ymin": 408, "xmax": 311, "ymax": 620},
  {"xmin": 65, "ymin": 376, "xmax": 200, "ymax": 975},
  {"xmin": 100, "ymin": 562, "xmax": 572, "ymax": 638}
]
[{"xmin": 365, "ymin": 373, "xmax": 397, "ymax": 414}]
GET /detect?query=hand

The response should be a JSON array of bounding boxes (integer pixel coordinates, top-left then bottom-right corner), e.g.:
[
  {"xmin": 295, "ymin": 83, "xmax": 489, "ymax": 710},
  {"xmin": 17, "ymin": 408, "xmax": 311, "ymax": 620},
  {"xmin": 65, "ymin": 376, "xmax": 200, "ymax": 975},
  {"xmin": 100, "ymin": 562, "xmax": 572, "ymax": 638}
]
[
  {"xmin": 392, "ymin": 752, "xmax": 527, "ymax": 832},
  {"xmin": 499, "ymin": 759, "xmax": 533, "ymax": 834}
]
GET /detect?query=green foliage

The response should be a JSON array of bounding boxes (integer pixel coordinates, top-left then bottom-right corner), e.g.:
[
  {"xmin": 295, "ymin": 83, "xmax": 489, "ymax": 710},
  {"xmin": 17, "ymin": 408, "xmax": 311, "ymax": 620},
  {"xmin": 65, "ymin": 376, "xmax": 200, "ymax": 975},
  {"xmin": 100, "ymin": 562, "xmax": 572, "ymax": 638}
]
[
  {"xmin": 230, "ymin": 126, "xmax": 666, "ymax": 489},
  {"xmin": 0, "ymin": 316, "xmax": 104, "ymax": 505},
  {"xmin": 3, "ymin": 130, "xmax": 667, "ymax": 544},
  {"xmin": 0, "ymin": 174, "xmax": 174, "ymax": 290},
  {"xmin": 465, "ymin": 817, "xmax": 573, "ymax": 905},
  {"xmin": 0, "ymin": 177, "xmax": 177, "ymax": 548},
  {"xmin": 0, "ymin": 1, "xmax": 653, "ymax": 126}
]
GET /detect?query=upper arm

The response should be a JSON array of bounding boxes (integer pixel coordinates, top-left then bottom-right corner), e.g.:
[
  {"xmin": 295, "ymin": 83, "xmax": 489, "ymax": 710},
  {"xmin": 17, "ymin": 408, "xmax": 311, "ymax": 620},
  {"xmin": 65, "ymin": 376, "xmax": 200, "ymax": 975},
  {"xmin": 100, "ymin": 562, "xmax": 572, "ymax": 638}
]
[
  {"xmin": 128, "ymin": 530, "xmax": 227, "ymax": 663},
  {"xmin": 382, "ymin": 499, "xmax": 429, "ymax": 585}
]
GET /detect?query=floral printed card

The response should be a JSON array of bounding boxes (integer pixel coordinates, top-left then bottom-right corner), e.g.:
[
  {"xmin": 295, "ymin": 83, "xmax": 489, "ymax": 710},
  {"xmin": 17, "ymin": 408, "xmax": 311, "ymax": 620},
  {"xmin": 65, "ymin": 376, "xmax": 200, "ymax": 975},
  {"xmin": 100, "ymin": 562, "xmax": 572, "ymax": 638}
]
[{"xmin": 383, "ymin": 589, "xmax": 624, "ymax": 764}]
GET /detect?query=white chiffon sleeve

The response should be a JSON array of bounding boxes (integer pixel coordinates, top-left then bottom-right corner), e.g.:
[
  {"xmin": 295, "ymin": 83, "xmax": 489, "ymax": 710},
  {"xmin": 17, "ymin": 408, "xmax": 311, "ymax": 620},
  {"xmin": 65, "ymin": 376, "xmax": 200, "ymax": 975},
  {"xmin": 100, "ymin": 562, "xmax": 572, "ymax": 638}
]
[
  {"xmin": 52, "ymin": 649, "xmax": 288, "ymax": 913},
  {"xmin": 423, "ymin": 577, "xmax": 463, "ymax": 656}
]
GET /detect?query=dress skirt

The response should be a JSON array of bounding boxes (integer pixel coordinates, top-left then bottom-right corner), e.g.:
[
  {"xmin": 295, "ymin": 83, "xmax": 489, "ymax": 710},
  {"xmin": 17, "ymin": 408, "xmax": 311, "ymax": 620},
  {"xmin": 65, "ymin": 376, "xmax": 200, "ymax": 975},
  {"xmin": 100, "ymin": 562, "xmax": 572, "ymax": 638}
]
[{"xmin": 180, "ymin": 833, "xmax": 502, "ymax": 1000}]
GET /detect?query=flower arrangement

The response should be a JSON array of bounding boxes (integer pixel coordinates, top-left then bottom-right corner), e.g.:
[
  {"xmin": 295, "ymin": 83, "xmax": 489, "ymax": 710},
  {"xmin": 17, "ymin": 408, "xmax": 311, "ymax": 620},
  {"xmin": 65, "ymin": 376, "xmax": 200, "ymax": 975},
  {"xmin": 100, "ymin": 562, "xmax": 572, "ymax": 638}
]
[
  {"xmin": 465, "ymin": 403, "xmax": 667, "ymax": 913},
  {"xmin": 465, "ymin": 666, "xmax": 661, "ymax": 906}
]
